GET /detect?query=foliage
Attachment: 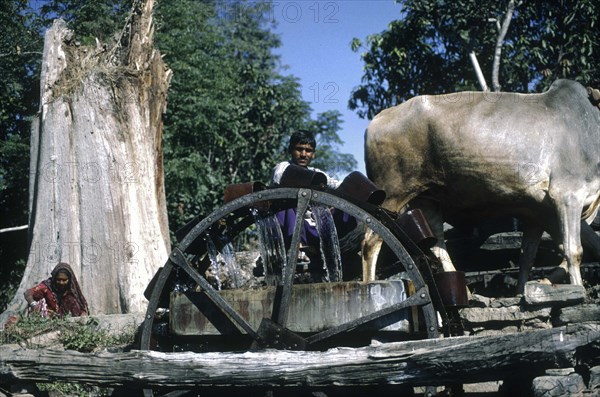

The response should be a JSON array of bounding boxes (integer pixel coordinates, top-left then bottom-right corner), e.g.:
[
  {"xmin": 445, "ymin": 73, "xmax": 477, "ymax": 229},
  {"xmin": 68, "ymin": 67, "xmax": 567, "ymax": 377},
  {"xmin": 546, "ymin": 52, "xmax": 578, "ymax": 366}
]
[
  {"xmin": 1, "ymin": 314, "xmax": 131, "ymax": 396},
  {"xmin": 0, "ymin": 258, "xmax": 26, "ymax": 313},
  {"xmin": 37, "ymin": 382, "xmax": 112, "ymax": 397},
  {"xmin": 350, "ymin": 0, "xmax": 600, "ymax": 119},
  {"xmin": 37, "ymin": 0, "xmax": 133, "ymax": 45},
  {"xmin": 155, "ymin": 0, "xmax": 355, "ymax": 230},
  {"xmin": 0, "ymin": 0, "xmax": 44, "ymax": 312},
  {"xmin": 0, "ymin": 313, "xmax": 135, "ymax": 351},
  {"xmin": 0, "ymin": 0, "xmax": 42, "ymax": 226}
]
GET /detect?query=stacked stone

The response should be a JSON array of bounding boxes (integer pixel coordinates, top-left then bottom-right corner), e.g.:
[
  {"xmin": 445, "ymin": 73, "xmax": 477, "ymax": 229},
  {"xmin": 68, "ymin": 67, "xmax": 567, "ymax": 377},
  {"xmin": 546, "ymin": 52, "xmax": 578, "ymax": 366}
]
[{"xmin": 460, "ymin": 282, "xmax": 600, "ymax": 396}]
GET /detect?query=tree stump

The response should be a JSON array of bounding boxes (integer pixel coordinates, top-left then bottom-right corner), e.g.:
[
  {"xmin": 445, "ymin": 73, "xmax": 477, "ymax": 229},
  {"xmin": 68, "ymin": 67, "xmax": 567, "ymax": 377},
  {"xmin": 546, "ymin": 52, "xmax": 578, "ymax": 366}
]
[{"xmin": 1, "ymin": 0, "xmax": 171, "ymax": 324}]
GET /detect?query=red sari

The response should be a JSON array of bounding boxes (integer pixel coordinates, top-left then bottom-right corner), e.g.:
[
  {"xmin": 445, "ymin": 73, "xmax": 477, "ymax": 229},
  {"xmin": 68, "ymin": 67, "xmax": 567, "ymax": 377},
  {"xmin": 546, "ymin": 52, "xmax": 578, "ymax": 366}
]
[{"xmin": 26, "ymin": 263, "xmax": 88, "ymax": 317}]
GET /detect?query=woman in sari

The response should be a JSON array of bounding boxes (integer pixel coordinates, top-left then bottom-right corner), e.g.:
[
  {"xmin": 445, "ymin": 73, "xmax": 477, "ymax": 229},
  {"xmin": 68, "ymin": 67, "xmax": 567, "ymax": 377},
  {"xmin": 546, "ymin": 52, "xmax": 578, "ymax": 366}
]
[{"xmin": 24, "ymin": 262, "xmax": 89, "ymax": 317}]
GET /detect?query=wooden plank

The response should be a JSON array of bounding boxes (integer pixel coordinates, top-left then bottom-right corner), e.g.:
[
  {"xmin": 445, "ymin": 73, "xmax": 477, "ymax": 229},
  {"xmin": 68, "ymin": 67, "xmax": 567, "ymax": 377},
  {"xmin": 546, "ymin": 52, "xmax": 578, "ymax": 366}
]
[{"xmin": 1, "ymin": 322, "xmax": 598, "ymax": 389}]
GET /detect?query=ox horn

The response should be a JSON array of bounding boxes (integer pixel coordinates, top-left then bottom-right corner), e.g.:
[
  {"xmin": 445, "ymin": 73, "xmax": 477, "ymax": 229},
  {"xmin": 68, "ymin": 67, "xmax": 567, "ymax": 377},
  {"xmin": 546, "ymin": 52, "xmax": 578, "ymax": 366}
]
[
  {"xmin": 588, "ymin": 87, "xmax": 600, "ymax": 110},
  {"xmin": 588, "ymin": 86, "xmax": 600, "ymax": 102}
]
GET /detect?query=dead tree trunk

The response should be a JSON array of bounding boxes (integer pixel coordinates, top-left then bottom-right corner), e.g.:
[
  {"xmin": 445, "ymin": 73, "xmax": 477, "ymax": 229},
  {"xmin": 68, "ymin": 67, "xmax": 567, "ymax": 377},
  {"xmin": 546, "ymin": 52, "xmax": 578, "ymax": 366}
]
[{"xmin": 1, "ymin": 0, "xmax": 171, "ymax": 323}]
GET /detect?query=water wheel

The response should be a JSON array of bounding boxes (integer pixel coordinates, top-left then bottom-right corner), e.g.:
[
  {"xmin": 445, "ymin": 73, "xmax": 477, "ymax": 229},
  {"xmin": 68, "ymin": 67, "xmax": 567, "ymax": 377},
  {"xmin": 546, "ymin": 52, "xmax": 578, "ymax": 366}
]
[{"xmin": 139, "ymin": 175, "xmax": 450, "ymax": 395}]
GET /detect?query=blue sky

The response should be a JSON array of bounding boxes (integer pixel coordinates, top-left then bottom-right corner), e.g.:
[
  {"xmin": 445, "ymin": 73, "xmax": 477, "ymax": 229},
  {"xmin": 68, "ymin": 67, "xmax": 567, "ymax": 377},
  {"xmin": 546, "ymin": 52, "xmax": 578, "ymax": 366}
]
[{"xmin": 271, "ymin": 1, "xmax": 403, "ymax": 176}]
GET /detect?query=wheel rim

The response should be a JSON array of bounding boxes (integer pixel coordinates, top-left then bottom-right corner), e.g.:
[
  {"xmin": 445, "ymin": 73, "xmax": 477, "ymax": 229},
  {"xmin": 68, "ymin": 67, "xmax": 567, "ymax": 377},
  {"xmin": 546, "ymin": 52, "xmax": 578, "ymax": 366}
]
[{"xmin": 140, "ymin": 187, "xmax": 439, "ymax": 355}]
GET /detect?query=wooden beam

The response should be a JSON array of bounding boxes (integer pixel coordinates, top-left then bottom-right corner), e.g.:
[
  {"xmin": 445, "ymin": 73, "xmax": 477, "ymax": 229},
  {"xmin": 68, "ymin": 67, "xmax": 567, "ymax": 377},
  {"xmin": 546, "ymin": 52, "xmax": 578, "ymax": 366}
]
[{"xmin": 1, "ymin": 322, "xmax": 598, "ymax": 389}]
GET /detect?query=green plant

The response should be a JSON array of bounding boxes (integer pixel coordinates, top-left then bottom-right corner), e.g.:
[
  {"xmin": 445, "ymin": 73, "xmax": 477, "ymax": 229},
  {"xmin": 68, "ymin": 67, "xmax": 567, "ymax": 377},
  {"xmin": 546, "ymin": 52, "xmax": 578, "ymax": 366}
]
[
  {"xmin": 38, "ymin": 382, "xmax": 113, "ymax": 397},
  {"xmin": 0, "ymin": 312, "xmax": 60, "ymax": 344},
  {"xmin": 60, "ymin": 317, "xmax": 106, "ymax": 352},
  {"xmin": 0, "ymin": 314, "xmax": 135, "ymax": 352},
  {"xmin": 1, "ymin": 315, "xmax": 135, "ymax": 396}
]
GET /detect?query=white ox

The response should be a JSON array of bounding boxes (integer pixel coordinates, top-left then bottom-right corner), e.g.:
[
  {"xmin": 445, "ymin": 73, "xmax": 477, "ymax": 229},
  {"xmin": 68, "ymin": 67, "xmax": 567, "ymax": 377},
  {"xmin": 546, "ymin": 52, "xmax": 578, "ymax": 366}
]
[{"xmin": 363, "ymin": 79, "xmax": 600, "ymax": 293}]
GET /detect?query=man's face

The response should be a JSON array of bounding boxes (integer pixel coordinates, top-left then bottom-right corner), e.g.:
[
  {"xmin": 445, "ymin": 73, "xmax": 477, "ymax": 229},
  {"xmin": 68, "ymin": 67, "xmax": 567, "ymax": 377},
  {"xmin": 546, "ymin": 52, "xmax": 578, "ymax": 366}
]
[{"xmin": 290, "ymin": 143, "xmax": 315, "ymax": 168}]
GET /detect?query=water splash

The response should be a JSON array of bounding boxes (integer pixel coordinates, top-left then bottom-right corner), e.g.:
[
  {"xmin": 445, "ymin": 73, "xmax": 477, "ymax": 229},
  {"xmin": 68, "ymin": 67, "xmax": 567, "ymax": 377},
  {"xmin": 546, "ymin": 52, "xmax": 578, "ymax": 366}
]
[
  {"xmin": 219, "ymin": 235, "xmax": 241, "ymax": 288},
  {"xmin": 205, "ymin": 233, "xmax": 242, "ymax": 290},
  {"xmin": 252, "ymin": 208, "xmax": 288, "ymax": 286},
  {"xmin": 173, "ymin": 267, "xmax": 192, "ymax": 292},
  {"xmin": 312, "ymin": 204, "xmax": 343, "ymax": 282},
  {"xmin": 205, "ymin": 233, "xmax": 222, "ymax": 290}
]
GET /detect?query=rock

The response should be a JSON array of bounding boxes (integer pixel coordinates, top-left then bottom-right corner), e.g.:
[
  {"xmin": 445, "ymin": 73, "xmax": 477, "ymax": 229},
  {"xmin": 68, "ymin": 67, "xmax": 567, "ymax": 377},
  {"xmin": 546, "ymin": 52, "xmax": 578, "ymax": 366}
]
[
  {"xmin": 589, "ymin": 366, "xmax": 600, "ymax": 390},
  {"xmin": 88, "ymin": 313, "xmax": 145, "ymax": 336},
  {"xmin": 480, "ymin": 231, "xmax": 523, "ymax": 250},
  {"xmin": 490, "ymin": 296, "xmax": 522, "ymax": 308},
  {"xmin": 468, "ymin": 294, "xmax": 491, "ymax": 308},
  {"xmin": 524, "ymin": 318, "xmax": 552, "ymax": 329},
  {"xmin": 21, "ymin": 330, "xmax": 62, "ymax": 350},
  {"xmin": 460, "ymin": 306, "xmax": 551, "ymax": 324},
  {"xmin": 532, "ymin": 373, "xmax": 586, "ymax": 397},
  {"xmin": 524, "ymin": 282, "xmax": 586, "ymax": 306},
  {"xmin": 469, "ymin": 326, "xmax": 519, "ymax": 337},
  {"xmin": 554, "ymin": 304, "xmax": 600, "ymax": 325}
]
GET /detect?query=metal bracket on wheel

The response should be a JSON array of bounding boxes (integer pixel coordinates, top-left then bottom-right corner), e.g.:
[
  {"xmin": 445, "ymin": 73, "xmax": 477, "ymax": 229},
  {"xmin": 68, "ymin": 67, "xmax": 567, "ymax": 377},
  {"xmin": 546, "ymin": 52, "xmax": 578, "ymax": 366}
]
[
  {"xmin": 169, "ymin": 248, "xmax": 262, "ymax": 342},
  {"xmin": 251, "ymin": 318, "xmax": 307, "ymax": 351}
]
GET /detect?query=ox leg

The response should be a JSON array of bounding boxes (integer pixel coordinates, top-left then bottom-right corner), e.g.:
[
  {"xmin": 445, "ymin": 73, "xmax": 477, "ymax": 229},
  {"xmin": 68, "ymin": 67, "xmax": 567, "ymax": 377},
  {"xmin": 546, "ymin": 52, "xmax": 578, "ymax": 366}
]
[
  {"xmin": 361, "ymin": 229, "xmax": 383, "ymax": 282},
  {"xmin": 516, "ymin": 224, "xmax": 543, "ymax": 294},
  {"xmin": 555, "ymin": 200, "xmax": 584, "ymax": 286},
  {"xmin": 431, "ymin": 244, "xmax": 456, "ymax": 272},
  {"xmin": 410, "ymin": 197, "xmax": 456, "ymax": 272}
]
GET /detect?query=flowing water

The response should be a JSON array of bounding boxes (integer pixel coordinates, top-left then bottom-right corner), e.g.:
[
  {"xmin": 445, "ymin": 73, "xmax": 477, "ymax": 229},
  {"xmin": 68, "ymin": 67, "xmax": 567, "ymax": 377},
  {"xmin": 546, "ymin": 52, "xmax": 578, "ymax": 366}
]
[
  {"xmin": 204, "ymin": 233, "xmax": 241, "ymax": 290},
  {"xmin": 219, "ymin": 235, "xmax": 241, "ymax": 288},
  {"xmin": 202, "ymin": 206, "xmax": 340, "ymax": 289},
  {"xmin": 205, "ymin": 233, "xmax": 222, "ymax": 290},
  {"xmin": 312, "ymin": 204, "xmax": 343, "ymax": 282},
  {"xmin": 252, "ymin": 208, "xmax": 288, "ymax": 285}
]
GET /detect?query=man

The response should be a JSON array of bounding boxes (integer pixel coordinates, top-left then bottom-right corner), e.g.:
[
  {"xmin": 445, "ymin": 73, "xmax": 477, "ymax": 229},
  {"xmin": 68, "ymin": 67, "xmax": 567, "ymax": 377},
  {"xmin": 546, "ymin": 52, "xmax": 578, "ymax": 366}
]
[
  {"xmin": 271, "ymin": 130, "xmax": 356, "ymax": 280},
  {"xmin": 272, "ymin": 130, "xmax": 340, "ymax": 189}
]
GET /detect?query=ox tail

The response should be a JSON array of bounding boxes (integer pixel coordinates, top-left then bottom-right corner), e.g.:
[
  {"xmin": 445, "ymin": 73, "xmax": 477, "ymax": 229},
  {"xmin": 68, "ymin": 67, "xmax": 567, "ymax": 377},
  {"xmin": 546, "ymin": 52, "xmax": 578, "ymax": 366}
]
[{"xmin": 582, "ymin": 193, "xmax": 600, "ymax": 223}]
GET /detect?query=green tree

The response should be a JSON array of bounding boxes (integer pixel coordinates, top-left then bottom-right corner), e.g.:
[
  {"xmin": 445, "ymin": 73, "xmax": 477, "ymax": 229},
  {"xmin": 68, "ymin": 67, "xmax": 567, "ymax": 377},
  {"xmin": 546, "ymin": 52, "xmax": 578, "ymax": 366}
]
[
  {"xmin": 38, "ymin": 0, "xmax": 132, "ymax": 44},
  {"xmin": 0, "ymin": 0, "xmax": 42, "ymax": 228},
  {"xmin": 350, "ymin": 0, "xmax": 600, "ymax": 119},
  {"xmin": 0, "ymin": 0, "xmax": 44, "ymax": 311},
  {"xmin": 155, "ymin": 0, "xmax": 356, "ymax": 229},
  {"xmin": 303, "ymin": 110, "xmax": 356, "ymax": 179}
]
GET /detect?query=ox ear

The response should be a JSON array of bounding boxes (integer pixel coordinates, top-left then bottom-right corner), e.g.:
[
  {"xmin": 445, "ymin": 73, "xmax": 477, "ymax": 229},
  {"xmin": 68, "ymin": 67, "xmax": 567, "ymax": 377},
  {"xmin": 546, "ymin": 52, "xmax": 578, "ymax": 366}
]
[{"xmin": 587, "ymin": 87, "xmax": 600, "ymax": 109}]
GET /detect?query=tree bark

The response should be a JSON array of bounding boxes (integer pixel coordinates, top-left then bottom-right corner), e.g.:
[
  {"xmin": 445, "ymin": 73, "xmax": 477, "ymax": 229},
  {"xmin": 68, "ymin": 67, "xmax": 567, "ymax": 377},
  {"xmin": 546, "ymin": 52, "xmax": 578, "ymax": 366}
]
[
  {"xmin": 1, "ymin": 0, "xmax": 171, "ymax": 323},
  {"xmin": 491, "ymin": 0, "xmax": 515, "ymax": 92}
]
